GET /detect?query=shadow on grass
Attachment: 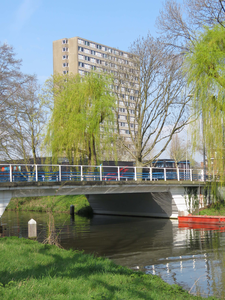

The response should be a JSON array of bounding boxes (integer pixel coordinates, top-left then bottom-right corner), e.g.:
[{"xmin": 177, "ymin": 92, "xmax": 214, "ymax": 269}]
[
  {"xmin": 0, "ymin": 237, "xmax": 137, "ymax": 281},
  {"xmin": 0, "ymin": 237, "xmax": 207, "ymax": 299}
]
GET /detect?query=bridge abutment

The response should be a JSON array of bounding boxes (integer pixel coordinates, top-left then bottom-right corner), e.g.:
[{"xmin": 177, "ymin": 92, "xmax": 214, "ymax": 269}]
[{"xmin": 0, "ymin": 191, "xmax": 12, "ymax": 218}]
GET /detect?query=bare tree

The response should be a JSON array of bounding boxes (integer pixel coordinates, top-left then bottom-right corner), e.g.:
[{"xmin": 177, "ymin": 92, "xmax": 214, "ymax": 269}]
[
  {"xmin": 156, "ymin": 0, "xmax": 225, "ymax": 53},
  {"xmin": 0, "ymin": 43, "xmax": 42, "ymax": 164},
  {"xmin": 113, "ymin": 34, "xmax": 191, "ymax": 168},
  {"xmin": 0, "ymin": 73, "xmax": 47, "ymax": 166},
  {"xmin": 169, "ymin": 133, "xmax": 186, "ymax": 167}
]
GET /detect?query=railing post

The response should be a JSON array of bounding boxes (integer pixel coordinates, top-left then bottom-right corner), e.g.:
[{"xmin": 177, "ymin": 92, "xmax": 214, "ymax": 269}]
[
  {"xmin": 150, "ymin": 167, "xmax": 152, "ymax": 181},
  {"xmin": 9, "ymin": 164, "xmax": 12, "ymax": 182},
  {"xmin": 177, "ymin": 167, "xmax": 180, "ymax": 181},
  {"xmin": 190, "ymin": 169, "xmax": 192, "ymax": 181},
  {"xmin": 81, "ymin": 166, "xmax": 83, "ymax": 181},
  {"xmin": 100, "ymin": 165, "xmax": 102, "ymax": 181},
  {"xmin": 59, "ymin": 165, "xmax": 61, "ymax": 182},
  {"xmin": 35, "ymin": 165, "xmax": 38, "ymax": 182},
  {"xmin": 164, "ymin": 168, "xmax": 166, "ymax": 181},
  {"xmin": 118, "ymin": 167, "xmax": 120, "ymax": 181},
  {"xmin": 134, "ymin": 167, "xmax": 137, "ymax": 181}
]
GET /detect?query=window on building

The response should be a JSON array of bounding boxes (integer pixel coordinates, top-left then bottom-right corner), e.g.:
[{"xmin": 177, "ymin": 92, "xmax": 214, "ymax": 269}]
[
  {"xmin": 91, "ymin": 65, "xmax": 96, "ymax": 70},
  {"xmin": 63, "ymin": 70, "xmax": 68, "ymax": 74},
  {"xmin": 125, "ymin": 130, "xmax": 130, "ymax": 134},
  {"xmin": 96, "ymin": 44, "xmax": 102, "ymax": 49},
  {"xmin": 91, "ymin": 50, "xmax": 95, "ymax": 55},
  {"xmin": 130, "ymin": 123, "xmax": 134, "ymax": 128},
  {"xmin": 62, "ymin": 39, "xmax": 68, "ymax": 44},
  {"xmin": 84, "ymin": 41, "xmax": 90, "ymax": 46},
  {"xmin": 62, "ymin": 48, "xmax": 68, "ymax": 52},
  {"xmin": 120, "ymin": 122, "xmax": 126, "ymax": 127},
  {"xmin": 62, "ymin": 55, "xmax": 68, "ymax": 59},
  {"xmin": 78, "ymin": 46, "xmax": 84, "ymax": 52},
  {"xmin": 120, "ymin": 51, "xmax": 123, "ymax": 56},
  {"xmin": 63, "ymin": 63, "xmax": 68, "ymax": 67},
  {"xmin": 78, "ymin": 62, "xmax": 84, "ymax": 67},
  {"xmin": 85, "ymin": 56, "xmax": 90, "ymax": 61}
]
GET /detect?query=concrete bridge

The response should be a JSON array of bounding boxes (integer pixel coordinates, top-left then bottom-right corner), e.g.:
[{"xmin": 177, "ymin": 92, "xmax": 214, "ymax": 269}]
[{"xmin": 0, "ymin": 164, "xmax": 206, "ymax": 219}]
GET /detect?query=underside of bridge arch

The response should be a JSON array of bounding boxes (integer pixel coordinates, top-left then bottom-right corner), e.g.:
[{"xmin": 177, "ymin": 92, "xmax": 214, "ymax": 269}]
[{"xmin": 87, "ymin": 191, "xmax": 181, "ymax": 219}]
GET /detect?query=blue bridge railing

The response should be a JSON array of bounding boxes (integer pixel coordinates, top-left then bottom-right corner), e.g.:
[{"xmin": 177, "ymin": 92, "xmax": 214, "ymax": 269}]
[{"xmin": 0, "ymin": 164, "xmax": 206, "ymax": 183}]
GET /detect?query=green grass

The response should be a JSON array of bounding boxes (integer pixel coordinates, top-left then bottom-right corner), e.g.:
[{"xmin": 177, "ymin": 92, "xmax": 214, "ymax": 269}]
[
  {"xmin": 6, "ymin": 195, "xmax": 89, "ymax": 214},
  {"xmin": 197, "ymin": 201, "xmax": 225, "ymax": 216},
  {"xmin": 0, "ymin": 237, "xmax": 217, "ymax": 300}
]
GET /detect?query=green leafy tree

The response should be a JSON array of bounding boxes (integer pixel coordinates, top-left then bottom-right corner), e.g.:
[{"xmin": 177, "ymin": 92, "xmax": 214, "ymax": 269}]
[
  {"xmin": 185, "ymin": 24, "xmax": 225, "ymax": 179},
  {"xmin": 44, "ymin": 72, "xmax": 116, "ymax": 165}
]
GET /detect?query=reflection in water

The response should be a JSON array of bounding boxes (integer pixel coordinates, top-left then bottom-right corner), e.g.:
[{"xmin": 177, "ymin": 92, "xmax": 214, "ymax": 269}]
[{"xmin": 1, "ymin": 210, "xmax": 225, "ymax": 298}]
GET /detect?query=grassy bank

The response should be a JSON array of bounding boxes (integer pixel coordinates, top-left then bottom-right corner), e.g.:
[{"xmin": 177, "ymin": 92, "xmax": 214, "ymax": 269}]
[
  {"xmin": 196, "ymin": 201, "xmax": 225, "ymax": 216},
  {"xmin": 0, "ymin": 237, "xmax": 216, "ymax": 300},
  {"xmin": 6, "ymin": 195, "xmax": 89, "ymax": 214}
]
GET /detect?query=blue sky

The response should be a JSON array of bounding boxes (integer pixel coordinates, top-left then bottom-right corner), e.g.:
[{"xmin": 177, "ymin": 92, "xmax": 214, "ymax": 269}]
[{"xmin": 0, "ymin": 0, "xmax": 164, "ymax": 84}]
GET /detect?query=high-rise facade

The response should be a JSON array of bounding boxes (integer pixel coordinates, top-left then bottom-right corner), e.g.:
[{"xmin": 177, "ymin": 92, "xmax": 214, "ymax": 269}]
[{"xmin": 53, "ymin": 37, "xmax": 139, "ymax": 158}]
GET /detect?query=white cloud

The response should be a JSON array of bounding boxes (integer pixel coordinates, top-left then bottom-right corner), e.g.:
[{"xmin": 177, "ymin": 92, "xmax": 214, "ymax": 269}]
[{"xmin": 11, "ymin": 0, "xmax": 41, "ymax": 32}]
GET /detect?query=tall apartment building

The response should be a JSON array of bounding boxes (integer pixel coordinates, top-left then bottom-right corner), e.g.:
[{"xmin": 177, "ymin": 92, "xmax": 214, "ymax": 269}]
[{"xmin": 53, "ymin": 37, "xmax": 139, "ymax": 158}]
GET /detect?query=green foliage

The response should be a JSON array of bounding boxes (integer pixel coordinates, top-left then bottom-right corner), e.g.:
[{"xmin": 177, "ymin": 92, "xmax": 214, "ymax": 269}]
[
  {"xmin": 44, "ymin": 72, "xmax": 116, "ymax": 165},
  {"xmin": 185, "ymin": 25, "xmax": 225, "ymax": 182},
  {"xmin": 6, "ymin": 195, "xmax": 89, "ymax": 213},
  {"xmin": 199, "ymin": 201, "xmax": 225, "ymax": 216},
  {"xmin": 0, "ymin": 237, "xmax": 214, "ymax": 299}
]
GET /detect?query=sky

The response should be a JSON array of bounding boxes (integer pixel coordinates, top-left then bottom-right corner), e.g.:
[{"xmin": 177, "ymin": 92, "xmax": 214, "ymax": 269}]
[{"xmin": 0, "ymin": 0, "xmax": 165, "ymax": 84}]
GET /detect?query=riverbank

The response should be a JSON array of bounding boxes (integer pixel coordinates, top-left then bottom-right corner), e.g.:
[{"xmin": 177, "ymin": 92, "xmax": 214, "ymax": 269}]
[
  {"xmin": 194, "ymin": 201, "xmax": 225, "ymax": 216},
  {"xmin": 0, "ymin": 237, "xmax": 216, "ymax": 299},
  {"xmin": 6, "ymin": 195, "xmax": 89, "ymax": 214}
]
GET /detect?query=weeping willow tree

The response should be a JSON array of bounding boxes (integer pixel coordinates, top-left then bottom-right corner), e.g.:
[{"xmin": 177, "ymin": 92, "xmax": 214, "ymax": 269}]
[
  {"xmin": 185, "ymin": 24, "xmax": 225, "ymax": 182},
  {"xmin": 43, "ymin": 72, "xmax": 116, "ymax": 165}
]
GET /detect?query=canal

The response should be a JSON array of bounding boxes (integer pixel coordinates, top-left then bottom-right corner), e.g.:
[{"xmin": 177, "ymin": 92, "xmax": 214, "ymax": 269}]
[{"xmin": 1, "ymin": 210, "xmax": 225, "ymax": 298}]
